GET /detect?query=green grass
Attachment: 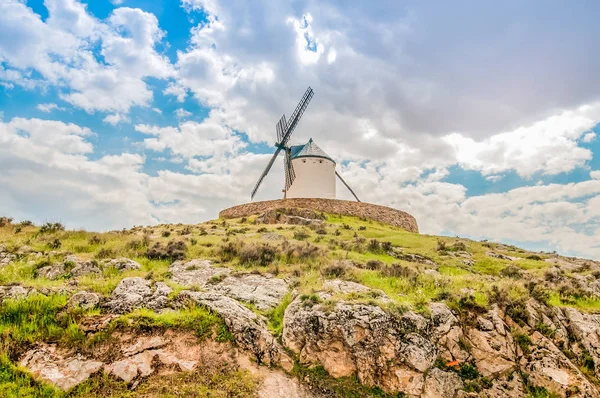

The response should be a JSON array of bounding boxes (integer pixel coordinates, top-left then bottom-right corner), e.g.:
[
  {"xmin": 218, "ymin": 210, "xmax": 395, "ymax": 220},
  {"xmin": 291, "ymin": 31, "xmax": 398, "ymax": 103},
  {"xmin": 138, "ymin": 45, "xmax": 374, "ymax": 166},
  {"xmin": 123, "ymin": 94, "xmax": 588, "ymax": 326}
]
[
  {"xmin": 266, "ymin": 292, "xmax": 292, "ymax": 336},
  {"xmin": 0, "ymin": 354, "xmax": 62, "ymax": 398}
]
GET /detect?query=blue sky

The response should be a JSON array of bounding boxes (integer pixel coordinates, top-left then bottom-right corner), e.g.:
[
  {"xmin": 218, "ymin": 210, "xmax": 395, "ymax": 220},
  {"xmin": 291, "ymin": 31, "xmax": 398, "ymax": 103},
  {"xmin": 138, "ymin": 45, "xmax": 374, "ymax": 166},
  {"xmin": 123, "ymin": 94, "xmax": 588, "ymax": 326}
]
[{"xmin": 1, "ymin": 0, "xmax": 600, "ymax": 259}]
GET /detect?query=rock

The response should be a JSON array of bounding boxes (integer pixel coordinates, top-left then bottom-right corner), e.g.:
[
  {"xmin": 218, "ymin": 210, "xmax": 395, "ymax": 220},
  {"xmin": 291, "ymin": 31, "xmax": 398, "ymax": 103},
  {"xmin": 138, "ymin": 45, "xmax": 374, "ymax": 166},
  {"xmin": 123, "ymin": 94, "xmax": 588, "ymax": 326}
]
[
  {"xmin": 67, "ymin": 291, "xmax": 100, "ymax": 310},
  {"xmin": 213, "ymin": 274, "xmax": 289, "ymax": 311},
  {"xmin": 486, "ymin": 251, "xmax": 519, "ymax": 261},
  {"xmin": 255, "ymin": 208, "xmax": 325, "ymax": 226},
  {"xmin": 170, "ymin": 259, "xmax": 289, "ymax": 310},
  {"xmin": 20, "ymin": 345, "xmax": 103, "ymax": 391},
  {"xmin": 179, "ymin": 291, "xmax": 292, "ymax": 370},
  {"xmin": 477, "ymin": 317, "xmax": 495, "ymax": 332},
  {"xmin": 70, "ymin": 260, "xmax": 102, "ymax": 278},
  {"xmin": 107, "ymin": 350, "xmax": 156, "ymax": 383},
  {"xmin": 387, "ymin": 249, "xmax": 438, "ymax": 268},
  {"xmin": 37, "ymin": 263, "xmax": 66, "ymax": 280},
  {"xmin": 282, "ymin": 297, "xmax": 436, "ymax": 393},
  {"xmin": 105, "ymin": 277, "xmax": 172, "ymax": 313},
  {"xmin": 104, "ymin": 257, "xmax": 141, "ymax": 271},
  {"xmin": 563, "ymin": 307, "xmax": 600, "ymax": 376},
  {"xmin": 261, "ymin": 233, "xmax": 285, "ymax": 241},
  {"xmin": 170, "ymin": 259, "xmax": 231, "ymax": 286},
  {"xmin": 0, "ymin": 285, "xmax": 38, "ymax": 302},
  {"xmin": 320, "ymin": 279, "xmax": 390, "ymax": 302},
  {"xmin": 0, "ymin": 249, "xmax": 16, "ymax": 266},
  {"xmin": 521, "ymin": 332, "xmax": 600, "ymax": 397},
  {"xmin": 422, "ymin": 368, "xmax": 463, "ymax": 398}
]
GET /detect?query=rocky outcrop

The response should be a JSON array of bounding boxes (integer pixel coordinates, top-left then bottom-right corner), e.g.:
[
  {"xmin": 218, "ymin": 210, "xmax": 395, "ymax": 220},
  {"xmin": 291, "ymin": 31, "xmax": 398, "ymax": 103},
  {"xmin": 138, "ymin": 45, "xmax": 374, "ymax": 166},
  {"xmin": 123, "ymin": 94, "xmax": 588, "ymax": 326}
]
[
  {"xmin": 0, "ymin": 244, "xmax": 16, "ymax": 266},
  {"xmin": 105, "ymin": 277, "xmax": 172, "ymax": 313},
  {"xmin": 256, "ymin": 208, "xmax": 325, "ymax": 226},
  {"xmin": 37, "ymin": 263, "xmax": 66, "ymax": 280},
  {"xmin": 219, "ymin": 198, "xmax": 419, "ymax": 233},
  {"xmin": 170, "ymin": 259, "xmax": 289, "ymax": 310},
  {"xmin": 282, "ymin": 294, "xmax": 438, "ymax": 393},
  {"xmin": 20, "ymin": 345, "xmax": 103, "ymax": 391},
  {"xmin": 179, "ymin": 291, "xmax": 293, "ymax": 370}
]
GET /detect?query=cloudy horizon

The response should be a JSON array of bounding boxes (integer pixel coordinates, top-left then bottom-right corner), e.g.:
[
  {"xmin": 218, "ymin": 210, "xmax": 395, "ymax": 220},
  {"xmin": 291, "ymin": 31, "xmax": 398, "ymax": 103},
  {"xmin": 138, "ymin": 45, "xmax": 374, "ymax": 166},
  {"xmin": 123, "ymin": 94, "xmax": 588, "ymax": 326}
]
[{"xmin": 1, "ymin": 0, "xmax": 599, "ymax": 259}]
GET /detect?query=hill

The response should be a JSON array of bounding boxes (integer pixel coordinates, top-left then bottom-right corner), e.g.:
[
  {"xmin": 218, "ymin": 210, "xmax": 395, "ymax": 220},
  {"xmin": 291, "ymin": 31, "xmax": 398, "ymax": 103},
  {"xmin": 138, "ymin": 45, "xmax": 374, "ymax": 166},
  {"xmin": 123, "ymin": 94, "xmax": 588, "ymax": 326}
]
[{"xmin": 1, "ymin": 211, "xmax": 600, "ymax": 397}]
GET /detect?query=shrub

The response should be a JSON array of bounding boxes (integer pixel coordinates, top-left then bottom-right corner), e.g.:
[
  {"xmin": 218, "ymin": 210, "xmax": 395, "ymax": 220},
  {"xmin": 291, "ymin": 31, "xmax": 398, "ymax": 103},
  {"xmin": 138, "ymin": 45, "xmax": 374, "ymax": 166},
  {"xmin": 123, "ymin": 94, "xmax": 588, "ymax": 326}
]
[
  {"xmin": 190, "ymin": 238, "xmax": 198, "ymax": 246},
  {"xmin": 88, "ymin": 235, "xmax": 104, "ymax": 245},
  {"xmin": 198, "ymin": 227, "xmax": 208, "ymax": 236},
  {"xmin": 39, "ymin": 222, "xmax": 65, "ymax": 234},
  {"xmin": 500, "ymin": 265, "xmax": 523, "ymax": 279},
  {"xmin": 239, "ymin": 243, "xmax": 278, "ymax": 266},
  {"xmin": 146, "ymin": 240, "xmax": 187, "ymax": 261},
  {"xmin": 505, "ymin": 300, "xmax": 528, "ymax": 326},
  {"xmin": 47, "ymin": 239, "xmax": 62, "ymax": 250},
  {"xmin": 18, "ymin": 220, "xmax": 34, "ymax": 227},
  {"xmin": 178, "ymin": 226, "xmax": 192, "ymax": 236},
  {"xmin": 0, "ymin": 217, "xmax": 13, "ymax": 227},
  {"xmin": 162, "ymin": 231, "xmax": 171, "ymax": 238},
  {"xmin": 365, "ymin": 260, "xmax": 384, "ymax": 270},
  {"xmin": 458, "ymin": 362, "xmax": 480, "ymax": 380},
  {"xmin": 293, "ymin": 230, "xmax": 310, "ymax": 241},
  {"xmin": 358, "ymin": 226, "xmax": 367, "ymax": 231},
  {"xmin": 283, "ymin": 242, "xmax": 320, "ymax": 261},
  {"xmin": 322, "ymin": 262, "xmax": 347, "ymax": 278},
  {"xmin": 95, "ymin": 248, "xmax": 115, "ymax": 259},
  {"xmin": 515, "ymin": 333, "xmax": 533, "ymax": 354},
  {"xmin": 526, "ymin": 254, "xmax": 543, "ymax": 261},
  {"xmin": 316, "ymin": 228, "xmax": 327, "ymax": 235},
  {"xmin": 380, "ymin": 263, "xmax": 416, "ymax": 279},
  {"xmin": 217, "ymin": 241, "xmax": 239, "ymax": 262},
  {"xmin": 257, "ymin": 227, "xmax": 268, "ymax": 233}
]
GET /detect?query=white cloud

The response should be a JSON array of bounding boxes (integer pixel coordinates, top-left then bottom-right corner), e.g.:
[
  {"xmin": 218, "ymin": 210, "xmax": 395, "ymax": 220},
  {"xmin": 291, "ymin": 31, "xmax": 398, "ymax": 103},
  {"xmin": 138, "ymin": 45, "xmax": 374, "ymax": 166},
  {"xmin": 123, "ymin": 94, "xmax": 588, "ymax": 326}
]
[
  {"xmin": 103, "ymin": 113, "xmax": 131, "ymax": 125},
  {"xmin": 164, "ymin": 83, "xmax": 188, "ymax": 102},
  {"xmin": 37, "ymin": 103, "xmax": 64, "ymax": 113},
  {"xmin": 0, "ymin": 1, "xmax": 174, "ymax": 115},
  {"xmin": 174, "ymin": 108, "xmax": 192, "ymax": 119},
  {"xmin": 591, "ymin": 171, "xmax": 600, "ymax": 180},
  {"xmin": 582, "ymin": 132, "xmax": 597, "ymax": 143},
  {"xmin": 152, "ymin": 108, "xmax": 162, "ymax": 114}
]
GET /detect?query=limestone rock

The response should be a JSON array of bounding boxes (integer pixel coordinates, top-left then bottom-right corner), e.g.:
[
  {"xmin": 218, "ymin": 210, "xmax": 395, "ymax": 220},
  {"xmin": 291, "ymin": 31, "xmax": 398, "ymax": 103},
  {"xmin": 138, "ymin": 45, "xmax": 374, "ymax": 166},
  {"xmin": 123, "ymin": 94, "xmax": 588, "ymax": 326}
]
[
  {"xmin": 37, "ymin": 263, "xmax": 66, "ymax": 280},
  {"xmin": 321, "ymin": 279, "xmax": 389, "ymax": 301},
  {"xmin": 105, "ymin": 277, "xmax": 172, "ymax": 313},
  {"xmin": 0, "ymin": 284, "xmax": 35, "ymax": 301},
  {"xmin": 422, "ymin": 368, "xmax": 463, "ymax": 398},
  {"xmin": 282, "ymin": 297, "xmax": 436, "ymax": 393},
  {"xmin": 20, "ymin": 345, "xmax": 103, "ymax": 391},
  {"xmin": 213, "ymin": 274, "xmax": 289, "ymax": 311},
  {"xmin": 0, "ymin": 246, "xmax": 16, "ymax": 266},
  {"xmin": 170, "ymin": 259, "xmax": 231, "ymax": 286},
  {"xmin": 179, "ymin": 291, "xmax": 292, "ymax": 370},
  {"xmin": 67, "ymin": 291, "xmax": 100, "ymax": 310},
  {"xmin": 70, "ymin": 259, "xmax": 102, "ymax": 278},
  {"xmin": 104, "ymin": 257, "xmax": 141, "ymax": 271}
]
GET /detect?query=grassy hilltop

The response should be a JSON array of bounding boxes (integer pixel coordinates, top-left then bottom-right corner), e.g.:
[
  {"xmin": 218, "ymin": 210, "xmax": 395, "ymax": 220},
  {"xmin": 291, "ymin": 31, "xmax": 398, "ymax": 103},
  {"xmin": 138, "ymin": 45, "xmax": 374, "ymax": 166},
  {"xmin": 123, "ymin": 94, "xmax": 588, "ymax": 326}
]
[{"xmin": 0, "ymin": 213, "xmax": 599, "ymax": 397}]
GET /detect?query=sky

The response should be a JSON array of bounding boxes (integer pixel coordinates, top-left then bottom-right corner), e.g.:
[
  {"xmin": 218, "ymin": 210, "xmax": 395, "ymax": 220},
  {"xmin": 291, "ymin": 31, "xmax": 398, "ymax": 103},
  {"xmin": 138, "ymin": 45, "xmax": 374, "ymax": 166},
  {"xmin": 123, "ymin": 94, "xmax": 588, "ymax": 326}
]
[{"xmin": 1, "ymin": 0, "xmax": 600, "ymax": 259}]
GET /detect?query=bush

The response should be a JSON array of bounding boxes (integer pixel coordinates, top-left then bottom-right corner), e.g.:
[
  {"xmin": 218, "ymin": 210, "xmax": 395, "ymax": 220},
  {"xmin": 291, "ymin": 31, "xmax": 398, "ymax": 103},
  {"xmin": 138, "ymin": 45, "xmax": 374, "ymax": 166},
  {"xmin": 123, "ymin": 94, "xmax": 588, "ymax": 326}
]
[
  {"xmin": 88, "ymin": 235, "xmax": 104, "ymax": 245},
  {"xmin": 380, "ymin": 263, "xmax": 416, "ymax": 279},
  {"xmin": 162, "ymin": 231, "xmax": 171, "ymax": 238},
  {"xmin": 39, "ymin": 222, "xmax": 65, "ymax": 234},
  {"xmin": 178, "ymin": 226, "xmax": 192, "ymax": 235},
  {"xmin": 293, "ymin": 230, "xmax": 310, "ymax": 241},
  {"xmin": 515, "ymin": 333, "xmax": 533, "ymax": 354},
  {"xmin": 500, "ymin": 265, "xmax": 523, "ymax": 279},
  {"xmin": 239, "ymin": 243, "xmax": 278, "ymax": 266},
  {"xmin": 47, "ymin": 239, "xmax": 62, "ymax": 250},
  {"xmin": 146, "ymin": 240, "xmax": 187, "ymax": 261},
  {"xmin": 95, "ymin": 248, "xmax": 115, "ymax": 259},
  {"xmin": 0, "ymin": 217, "xmax": 13, "ymax": 227},
  {"xmin": 526, "ymin": 254, "xmax": 543, "ymax": 261},
  {"xmin": 18, "ymin": 220, "xmax": 33, "ymax": 227},
  {"xmin": 365, "ymin": 260, "xmax": 384, "ymax": 270},
  {"xmin": 316, "ymin": 228, "xmax": 327, "ymax": 235},
  {"xmin": 322, "ymin": 262, "xmax": 347, "ymax": 278}
]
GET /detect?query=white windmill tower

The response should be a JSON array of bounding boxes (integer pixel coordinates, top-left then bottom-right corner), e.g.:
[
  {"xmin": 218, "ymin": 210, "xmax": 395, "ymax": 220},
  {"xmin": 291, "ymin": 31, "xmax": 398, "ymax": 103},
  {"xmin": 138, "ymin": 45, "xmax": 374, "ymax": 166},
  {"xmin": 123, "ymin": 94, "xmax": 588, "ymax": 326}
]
[{"xmin": 250, "ymin": 87, "xmax": 360, "ymax": 201}]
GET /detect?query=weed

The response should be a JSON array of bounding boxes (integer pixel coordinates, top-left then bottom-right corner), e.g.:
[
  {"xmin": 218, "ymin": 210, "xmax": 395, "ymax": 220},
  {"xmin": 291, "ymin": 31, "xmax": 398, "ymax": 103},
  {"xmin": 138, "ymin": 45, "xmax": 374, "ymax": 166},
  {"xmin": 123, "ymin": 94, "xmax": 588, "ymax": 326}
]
[
  {"xmin": 515, "ymin": 333, "xmax": 533, "ymax": 355},
  {"xmin": 293, "ymin": 230, "xmax": 310, "ymax": 240},
  {"xmin": 145, "ymin": 240, "xmax": 187, "ymax": 261}
]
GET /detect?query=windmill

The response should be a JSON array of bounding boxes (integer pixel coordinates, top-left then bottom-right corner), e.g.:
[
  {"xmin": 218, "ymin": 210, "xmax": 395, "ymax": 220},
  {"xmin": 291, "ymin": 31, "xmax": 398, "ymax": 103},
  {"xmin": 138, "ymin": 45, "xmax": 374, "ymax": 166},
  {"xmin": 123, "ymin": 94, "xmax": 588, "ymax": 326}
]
[{"xmin": 250, "ymin": 87, "xmax": 360, "ymax": 202}]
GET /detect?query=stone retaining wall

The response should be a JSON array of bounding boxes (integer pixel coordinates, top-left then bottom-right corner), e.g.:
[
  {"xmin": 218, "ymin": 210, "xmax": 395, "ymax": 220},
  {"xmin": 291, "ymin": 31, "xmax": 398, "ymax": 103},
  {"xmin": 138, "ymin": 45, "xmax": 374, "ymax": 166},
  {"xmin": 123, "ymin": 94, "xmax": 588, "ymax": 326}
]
[{"xmin": 219, "ymin": 199, "xmax": 419, "ymax": 233}]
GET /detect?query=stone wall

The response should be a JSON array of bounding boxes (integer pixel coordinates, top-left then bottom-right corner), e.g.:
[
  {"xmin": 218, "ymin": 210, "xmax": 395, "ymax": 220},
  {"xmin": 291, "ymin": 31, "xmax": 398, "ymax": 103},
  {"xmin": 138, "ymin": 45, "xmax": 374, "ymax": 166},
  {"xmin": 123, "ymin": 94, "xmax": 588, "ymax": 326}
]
[{"xmin": 219, "ymin": 199, "xmax": 419, "ymax": 233}]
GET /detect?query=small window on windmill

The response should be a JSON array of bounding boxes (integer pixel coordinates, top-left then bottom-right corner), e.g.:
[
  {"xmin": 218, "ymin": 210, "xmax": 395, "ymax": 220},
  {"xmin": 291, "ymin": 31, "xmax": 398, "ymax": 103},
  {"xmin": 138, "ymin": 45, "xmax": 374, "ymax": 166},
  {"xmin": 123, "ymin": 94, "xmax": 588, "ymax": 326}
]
[
  {"xmin": 303, "ymin": 160, "xmax": 306, "ymax": 163},
  {"xmin": 319, "ymin": 160, "xmax": 323, "ymax": 163}
]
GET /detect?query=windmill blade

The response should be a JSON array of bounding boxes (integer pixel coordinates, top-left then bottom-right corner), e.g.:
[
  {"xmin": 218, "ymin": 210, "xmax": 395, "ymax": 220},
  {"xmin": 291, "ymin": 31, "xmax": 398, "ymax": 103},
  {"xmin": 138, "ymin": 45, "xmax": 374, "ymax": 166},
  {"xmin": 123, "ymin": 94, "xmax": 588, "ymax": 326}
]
[
  {"xmin": 335, "ymin": 171, "xmax": 361, "ymax": 202},
  {"xmin": 279, "ymin": 87, "xmax": 314, "ymax": 147},
  {"xmin": 250, "ymin": 147, "xmax": 284, "ymax": 199},
  {"xmin": 276, "ymin": 115, "xmax": 287, "ymax": 144},
  {"xmin": 284, "ymin": 149, "xmax": 296, "ymax": 190}
]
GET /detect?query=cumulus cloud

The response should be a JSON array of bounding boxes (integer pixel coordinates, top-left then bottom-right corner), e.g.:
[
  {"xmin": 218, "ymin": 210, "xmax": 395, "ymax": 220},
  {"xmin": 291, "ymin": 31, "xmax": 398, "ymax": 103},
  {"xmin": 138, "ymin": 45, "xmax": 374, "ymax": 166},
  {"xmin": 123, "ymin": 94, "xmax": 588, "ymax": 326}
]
[
  {"xmin": 103, "ymin": 113, "xmax": 131, "ymax": 125},
  {"xmin": 0, "ymin": 0, "xmax": 174, "ymax": 115},
  {"xmin": 174, "ymin": 108, "xmax": 192, "ymax": 119},
  {"xmin": 582, "ymin": 132, "xmax": 597, "ymax": 143}
]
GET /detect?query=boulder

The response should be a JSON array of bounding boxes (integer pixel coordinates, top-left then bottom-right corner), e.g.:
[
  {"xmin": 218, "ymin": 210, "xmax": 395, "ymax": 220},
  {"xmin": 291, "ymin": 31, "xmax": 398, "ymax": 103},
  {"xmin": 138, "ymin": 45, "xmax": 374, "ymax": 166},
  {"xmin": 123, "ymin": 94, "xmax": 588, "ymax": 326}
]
[
  {"xmin": 179, "ymin": 291, "xmax": 292, "ymax": 370},
  {"xmin": 103, "ymin": 257, "xmax": 141, "ymax": 271},
  {"xmin": 169, "ymin": 259, "xmax": 231, "ymax": 286},
  {"xmin": 70, "ymin": 261, "xmax": 102, "ymax": 278},
  {"xmin": 105, "ymin": 277, "xmax": 172, "ymax": 313},
  {"xmin": 20, "ymin": 345, "xmax": 103, "ymax": 391},
  {"xmin": 67, "ymin": 291, "xmax": 100, "ymax": 310},
  {"xmin": 37, "ymin": 263, "xmax": 66, "ymax": 280},
  {"xmin": 0, "ymin": 285, "xmax": 36, "ymax": 301},
  {"xmin": 213, "ymin": 274, "xmax": 289, "ymax": 311}
]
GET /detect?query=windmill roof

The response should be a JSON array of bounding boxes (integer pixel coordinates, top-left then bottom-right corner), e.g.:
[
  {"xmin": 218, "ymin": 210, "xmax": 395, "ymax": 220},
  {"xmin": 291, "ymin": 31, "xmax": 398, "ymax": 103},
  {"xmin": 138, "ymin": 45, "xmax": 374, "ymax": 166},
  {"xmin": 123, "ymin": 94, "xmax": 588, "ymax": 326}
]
[{"xmin": 290, "ymin": 139, "xmax": 335, "ymax": 163}]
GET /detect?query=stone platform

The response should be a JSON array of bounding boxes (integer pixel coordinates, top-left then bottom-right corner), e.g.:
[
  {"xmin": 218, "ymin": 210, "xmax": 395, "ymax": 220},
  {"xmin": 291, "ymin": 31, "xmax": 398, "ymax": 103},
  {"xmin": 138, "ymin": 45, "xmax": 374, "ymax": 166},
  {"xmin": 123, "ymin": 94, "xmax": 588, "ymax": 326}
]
[{"xmin": 219, "ymin": 198, "xmax": 418, "ymax": 233}]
